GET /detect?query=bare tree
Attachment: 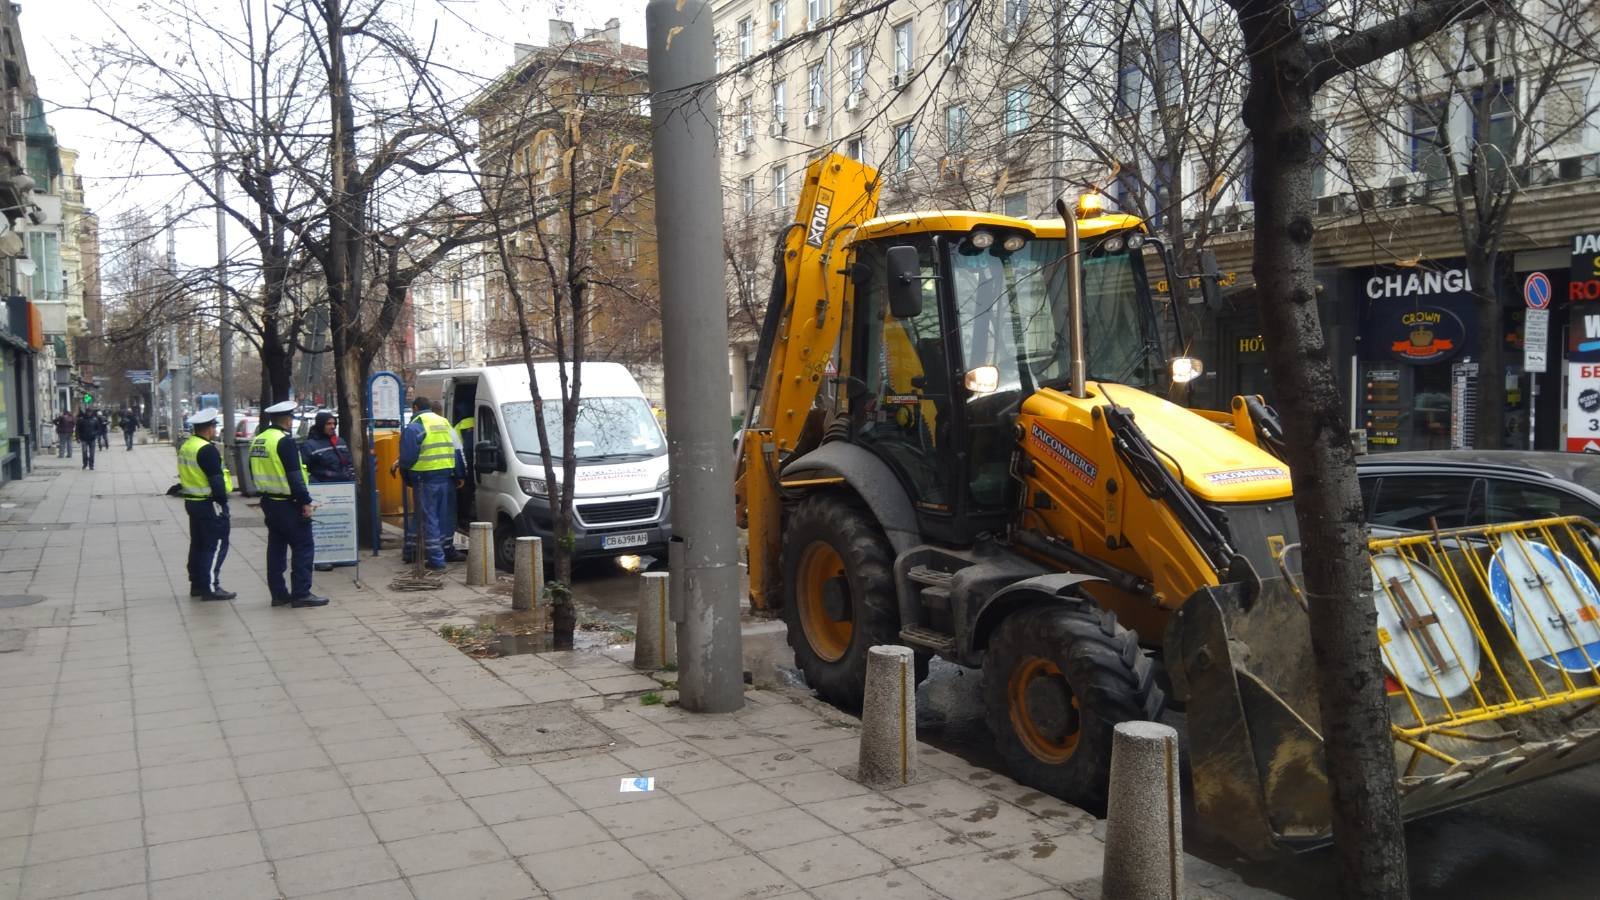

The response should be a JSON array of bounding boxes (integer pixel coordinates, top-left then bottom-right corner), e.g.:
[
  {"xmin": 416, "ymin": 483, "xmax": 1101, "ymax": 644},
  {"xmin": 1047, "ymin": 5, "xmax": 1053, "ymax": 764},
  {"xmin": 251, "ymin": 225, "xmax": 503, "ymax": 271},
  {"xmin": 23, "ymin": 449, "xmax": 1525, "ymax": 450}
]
[{"xmin": 465, "ymin": 28, "xmax": 658, "ymax": 646}]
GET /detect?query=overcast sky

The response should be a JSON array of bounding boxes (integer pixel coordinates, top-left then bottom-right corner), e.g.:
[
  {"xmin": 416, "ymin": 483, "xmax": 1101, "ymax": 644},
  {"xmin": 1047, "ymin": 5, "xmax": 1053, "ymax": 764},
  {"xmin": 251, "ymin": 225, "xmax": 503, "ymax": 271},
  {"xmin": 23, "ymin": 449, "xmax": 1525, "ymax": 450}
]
[{"xmin": 26, "ymin": 0, "xmax": 649, "ymax": 268}]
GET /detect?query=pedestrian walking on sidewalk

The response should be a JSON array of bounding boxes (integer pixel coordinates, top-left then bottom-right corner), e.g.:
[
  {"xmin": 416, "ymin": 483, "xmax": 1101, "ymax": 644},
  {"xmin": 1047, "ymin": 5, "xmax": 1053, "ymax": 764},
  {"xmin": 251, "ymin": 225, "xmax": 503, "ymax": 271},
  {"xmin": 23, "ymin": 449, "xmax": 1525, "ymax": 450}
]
[
  {"xmin": 179, "ymin": 408, "xmax": 237, "ymax": 602},
  {"xmin": 394, "ymin": 397, "xmax": 465, "ymax": 570},
  {"xmin": 121, "ymin": 411, "xmax": 137, "ymax": 450},
  {"xmin": 96, "ymin": 411, "xmax": 109, "ymax": 450},
  {"xmin": 53, "ymin": 411, "xmax": 74, "ymax": 458},
  {"xmin": 249, "ymin": 400, "xmax": 328, "ymax": 608},
  {"xmin": 75, "ymin": 409, "xmax": 97, "ymax": 470}
]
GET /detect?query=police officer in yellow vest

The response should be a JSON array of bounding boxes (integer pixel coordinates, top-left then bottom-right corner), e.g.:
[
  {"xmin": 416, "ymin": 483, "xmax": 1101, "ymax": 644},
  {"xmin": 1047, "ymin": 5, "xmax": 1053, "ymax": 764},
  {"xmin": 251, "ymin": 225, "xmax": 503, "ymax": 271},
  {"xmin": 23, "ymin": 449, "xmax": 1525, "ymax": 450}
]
[
  {"xmin": 250, "ymin": 401, "xmax": 329, "ymax": 608},
  {"xmin": 178, "ymin": 408, "xmax": 237, "ymax": 601},
  {"xmin": 397, "ymin": 397, "xmax": 465, "ymax": 569}
]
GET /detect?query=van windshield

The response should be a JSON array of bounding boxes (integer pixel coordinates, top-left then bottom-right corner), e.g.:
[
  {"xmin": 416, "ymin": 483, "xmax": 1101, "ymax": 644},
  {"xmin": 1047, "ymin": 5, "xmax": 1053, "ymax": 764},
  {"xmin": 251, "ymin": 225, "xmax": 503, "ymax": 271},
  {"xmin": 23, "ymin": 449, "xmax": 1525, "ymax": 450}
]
[{"xmin": 502, "ymin": 397, "xmax": 666, "ymax": 461}]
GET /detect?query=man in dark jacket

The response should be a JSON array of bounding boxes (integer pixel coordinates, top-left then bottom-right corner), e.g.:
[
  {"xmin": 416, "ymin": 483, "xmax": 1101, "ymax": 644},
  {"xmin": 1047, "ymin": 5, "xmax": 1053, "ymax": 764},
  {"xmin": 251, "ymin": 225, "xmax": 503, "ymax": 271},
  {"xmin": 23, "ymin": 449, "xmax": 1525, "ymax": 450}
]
[
  {"xmin": 96, "ymin": 410, "xmax": 109, "ymax": 449},
  {"xmin": 121, "ymin": 410, "xmax": 138, "ymax": 449},
  {"xmin": 300, "ymin": 412, "xmax": 355, "ymax": 482},
  {"xmin": 300, "ymin": 411, "xmax": 354, "ymax": 571},
  {"xmin": 75, "ymin": 409, "xmax": 97, "ymax": 470},
  {"xmin": 54, "ymin": 411, "xmax": 74, "ymax": 458}
]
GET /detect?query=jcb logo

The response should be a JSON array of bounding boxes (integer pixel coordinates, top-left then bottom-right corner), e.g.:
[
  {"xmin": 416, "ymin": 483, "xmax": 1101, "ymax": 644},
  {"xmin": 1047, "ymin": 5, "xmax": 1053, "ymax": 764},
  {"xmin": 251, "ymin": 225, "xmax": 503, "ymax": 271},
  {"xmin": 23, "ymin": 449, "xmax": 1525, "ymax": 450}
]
[{"xmin": 806, "ymin": 189, "xmax": 834, "ymax": 248}]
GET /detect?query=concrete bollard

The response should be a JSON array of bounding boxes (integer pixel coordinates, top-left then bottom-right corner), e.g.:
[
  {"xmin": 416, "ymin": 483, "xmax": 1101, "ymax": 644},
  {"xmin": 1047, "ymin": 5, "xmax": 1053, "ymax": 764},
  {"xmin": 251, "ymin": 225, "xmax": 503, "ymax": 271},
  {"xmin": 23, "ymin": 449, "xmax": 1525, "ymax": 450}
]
[
  {"xmin": 857, "ymin": 645, "xmax": 918, "ymax": 788},
  {"xmin": 633, "ymin": 572, "xmax": 676, "ymax": 669},
  {"xmin": 512, "ymin": 536, "xmax": 544, "ymax": 612},
  {"xmin": 1102, "ymin": 721, "xmax": 1182, "ymax": 900},
  {"xmin": 466, "ymin": 522, "xmax": 494, "ymax": 586}
]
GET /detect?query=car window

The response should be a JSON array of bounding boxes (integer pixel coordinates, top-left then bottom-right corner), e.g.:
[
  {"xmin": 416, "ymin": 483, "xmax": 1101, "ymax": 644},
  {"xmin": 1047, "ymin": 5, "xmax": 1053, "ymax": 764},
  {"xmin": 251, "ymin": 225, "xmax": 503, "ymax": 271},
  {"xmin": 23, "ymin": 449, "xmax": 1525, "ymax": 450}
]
[
  {"xmin": 1367, "ymin": 475, "xmax": 1483, "ymax": 531},
  {"xmin": 1484, "ymin": 480, "xmax": 1600, "ymax": 523}
]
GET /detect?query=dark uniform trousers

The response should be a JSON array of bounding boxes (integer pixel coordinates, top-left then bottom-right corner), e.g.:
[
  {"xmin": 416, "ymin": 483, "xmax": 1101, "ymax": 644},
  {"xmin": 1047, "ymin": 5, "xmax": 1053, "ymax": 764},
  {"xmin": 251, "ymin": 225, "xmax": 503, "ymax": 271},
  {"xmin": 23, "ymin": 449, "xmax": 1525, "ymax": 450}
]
[
  {"xmin": 262, "ymin": 498, "xmax": 314, "ymax": 600},
  {"xmin": 185, "ymin": 500, "xmax": 230, "ymax": 593}
]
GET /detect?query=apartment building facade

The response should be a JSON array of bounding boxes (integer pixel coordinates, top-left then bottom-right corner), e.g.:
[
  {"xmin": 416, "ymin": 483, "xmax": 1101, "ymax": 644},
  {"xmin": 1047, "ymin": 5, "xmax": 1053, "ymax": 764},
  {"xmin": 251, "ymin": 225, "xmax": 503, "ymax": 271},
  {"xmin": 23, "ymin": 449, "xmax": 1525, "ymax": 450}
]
[
  {"xmin": 411, "ymin": 246, "xmax": 490, "ymax": 371},
  {"xmin": 468, "ymin": 20, "xmax": 664, "ymax": 401}
]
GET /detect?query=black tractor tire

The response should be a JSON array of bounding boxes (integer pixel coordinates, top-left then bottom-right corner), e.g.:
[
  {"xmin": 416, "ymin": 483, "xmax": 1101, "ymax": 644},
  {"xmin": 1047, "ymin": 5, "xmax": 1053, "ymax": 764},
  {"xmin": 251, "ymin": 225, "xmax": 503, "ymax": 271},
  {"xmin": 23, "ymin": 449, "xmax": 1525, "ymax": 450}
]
[
  {"xmin": 982, "ymin": 601, "xmax": 1165, "ymax": 814},
  {"xmin": 781, "ymin": 493, "xmax": 923, "ymax": 710}
]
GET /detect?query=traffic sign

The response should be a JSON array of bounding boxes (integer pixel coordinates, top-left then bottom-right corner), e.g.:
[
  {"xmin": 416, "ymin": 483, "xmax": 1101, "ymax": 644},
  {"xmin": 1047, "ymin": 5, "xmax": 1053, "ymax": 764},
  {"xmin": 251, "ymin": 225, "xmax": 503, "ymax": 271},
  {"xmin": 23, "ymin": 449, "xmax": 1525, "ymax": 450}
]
[
  {"xmin": 1525, "ymin": 308, "xmax": 1549, "ymax": 373},
  {"xmin": 125, "ymin": 369, "xmax": 152, "ymax": 384},
  {"xmin": 1524, "ymin": 272, "xmax": 1552, "ymax": 309}
]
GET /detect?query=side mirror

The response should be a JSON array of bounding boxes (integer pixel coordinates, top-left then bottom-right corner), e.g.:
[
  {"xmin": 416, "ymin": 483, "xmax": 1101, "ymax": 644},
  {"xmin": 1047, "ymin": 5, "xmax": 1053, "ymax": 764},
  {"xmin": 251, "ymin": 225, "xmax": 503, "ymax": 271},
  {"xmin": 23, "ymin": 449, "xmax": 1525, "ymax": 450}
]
[
  {"xmin": 1199, "ymin": 249, "xmax": 1223, "ymax": 309},
  {"xmin": 885, "ymin": 245, "xmax": 923, "ymax": 319},
  {"xmin": 474, "ymin": 442, "xmax": 503, "ymax": 473}
]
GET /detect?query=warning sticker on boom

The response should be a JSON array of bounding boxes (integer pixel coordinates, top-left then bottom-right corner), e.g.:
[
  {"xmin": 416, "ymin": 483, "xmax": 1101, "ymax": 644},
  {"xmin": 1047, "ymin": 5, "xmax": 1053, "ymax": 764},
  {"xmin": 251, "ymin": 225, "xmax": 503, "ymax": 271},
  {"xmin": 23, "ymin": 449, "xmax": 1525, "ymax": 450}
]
[{"xmin": 806, "ymin": 188, "xmax": 835, "ymax": 248}]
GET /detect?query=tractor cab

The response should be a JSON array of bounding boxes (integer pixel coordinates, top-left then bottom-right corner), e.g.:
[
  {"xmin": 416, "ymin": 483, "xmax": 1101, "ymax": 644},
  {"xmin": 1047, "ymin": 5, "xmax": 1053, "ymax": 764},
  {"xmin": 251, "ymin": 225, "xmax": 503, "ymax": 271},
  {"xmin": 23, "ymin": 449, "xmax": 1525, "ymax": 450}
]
[{"xmin": 838, "ymin": 205, "xmax": 1188, "ymax": 546}]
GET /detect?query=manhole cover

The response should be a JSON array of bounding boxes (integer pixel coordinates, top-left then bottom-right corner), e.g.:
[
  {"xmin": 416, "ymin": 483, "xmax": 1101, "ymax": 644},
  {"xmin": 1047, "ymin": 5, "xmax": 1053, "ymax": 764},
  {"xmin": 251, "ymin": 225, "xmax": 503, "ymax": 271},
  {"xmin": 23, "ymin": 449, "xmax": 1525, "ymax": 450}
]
[
  {"xmin": 461, "ymin": 705, "xmax": 612, "ymax": 757},
  {"xmin": 0, "ymin": 595, "xmax": 45, "ymax": 609}
]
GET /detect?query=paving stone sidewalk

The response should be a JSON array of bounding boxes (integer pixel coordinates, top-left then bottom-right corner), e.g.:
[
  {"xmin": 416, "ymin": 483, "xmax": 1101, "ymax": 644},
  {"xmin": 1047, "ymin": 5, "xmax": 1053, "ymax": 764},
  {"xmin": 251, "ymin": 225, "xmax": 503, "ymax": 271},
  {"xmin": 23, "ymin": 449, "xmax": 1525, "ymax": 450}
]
[{"xmin": 0, "ymin": 446, "xmax": 1273, "ymax": 899}]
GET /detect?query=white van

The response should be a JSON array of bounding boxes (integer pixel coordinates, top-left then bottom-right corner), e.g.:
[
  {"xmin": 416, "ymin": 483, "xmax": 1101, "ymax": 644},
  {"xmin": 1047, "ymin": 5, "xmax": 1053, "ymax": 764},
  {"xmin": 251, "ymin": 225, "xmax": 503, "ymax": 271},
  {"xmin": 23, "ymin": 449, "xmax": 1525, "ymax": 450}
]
[{"xmin": 416, "ymin": 362, "xmax": 670, "ymax": 570}]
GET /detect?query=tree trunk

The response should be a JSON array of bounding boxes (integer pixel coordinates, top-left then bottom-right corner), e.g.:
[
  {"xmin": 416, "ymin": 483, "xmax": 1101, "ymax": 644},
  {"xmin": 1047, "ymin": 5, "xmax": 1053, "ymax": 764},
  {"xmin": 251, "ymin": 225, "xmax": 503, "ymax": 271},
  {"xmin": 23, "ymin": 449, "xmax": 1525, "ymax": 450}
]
[
  {"xmin": 1471, "ymin": 250, "xmax": 1506, "ymax": 450},
  {"xmin": 1239, "ymin": 34, "xmax": 1409, "ymax": 900}
]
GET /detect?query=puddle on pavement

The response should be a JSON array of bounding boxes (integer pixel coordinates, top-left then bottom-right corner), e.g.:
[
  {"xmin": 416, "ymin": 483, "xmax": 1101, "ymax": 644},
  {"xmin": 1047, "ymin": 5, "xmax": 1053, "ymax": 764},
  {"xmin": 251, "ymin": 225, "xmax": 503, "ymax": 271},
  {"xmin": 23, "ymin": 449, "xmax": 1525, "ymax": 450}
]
[{"xmin": 439, "ymin": 608, "xmax": 628, "ymax": 659}]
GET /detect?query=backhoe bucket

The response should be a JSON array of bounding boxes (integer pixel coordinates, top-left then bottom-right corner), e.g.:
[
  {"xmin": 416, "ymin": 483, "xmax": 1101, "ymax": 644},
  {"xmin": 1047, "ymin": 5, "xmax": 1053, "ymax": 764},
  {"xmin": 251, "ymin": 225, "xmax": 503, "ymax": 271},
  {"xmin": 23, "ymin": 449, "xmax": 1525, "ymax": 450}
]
[{"xmin": 1168, "ymin": 516, "xmax": 1600, "ymax": 859}]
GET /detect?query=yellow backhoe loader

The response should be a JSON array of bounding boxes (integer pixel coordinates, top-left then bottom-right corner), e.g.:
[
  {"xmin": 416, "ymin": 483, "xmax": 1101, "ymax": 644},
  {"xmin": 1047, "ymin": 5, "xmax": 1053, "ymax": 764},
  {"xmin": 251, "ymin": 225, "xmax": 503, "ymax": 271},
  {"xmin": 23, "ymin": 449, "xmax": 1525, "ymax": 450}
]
[{"xmin": 734, "ymin": 153, "xmax": 1600, "ymax": 858}]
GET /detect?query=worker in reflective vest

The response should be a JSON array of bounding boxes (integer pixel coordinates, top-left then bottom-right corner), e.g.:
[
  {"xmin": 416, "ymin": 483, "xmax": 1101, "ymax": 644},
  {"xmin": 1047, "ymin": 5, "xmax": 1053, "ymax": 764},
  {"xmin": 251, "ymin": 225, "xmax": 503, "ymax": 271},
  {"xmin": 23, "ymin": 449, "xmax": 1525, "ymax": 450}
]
[
  {"xmin": 178, "ymin": 408, "xmax": 236, "ymax": 601},
  {"xmin": 449, "ymin": 413, "xmax": 476, "ymax": 553},
  {"xmin": 249, "ymin": 401, "xmax": 328, "ymax": 608},
  {"xmin": 396, "ymin": 397, "xmax": 465, "ymax": 569}
]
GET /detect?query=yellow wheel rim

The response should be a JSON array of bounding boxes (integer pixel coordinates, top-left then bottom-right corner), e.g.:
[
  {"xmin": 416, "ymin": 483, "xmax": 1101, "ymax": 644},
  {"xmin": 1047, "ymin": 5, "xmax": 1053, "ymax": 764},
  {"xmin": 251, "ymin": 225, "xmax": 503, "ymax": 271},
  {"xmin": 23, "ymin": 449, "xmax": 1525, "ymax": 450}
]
[
  {"xmin": 1008, "ymin": 657, "xmax": 1080, "ymax": 764},
  {"xmin": 797, "ymin": 541, "xmax": 852, "ymax": 663}
]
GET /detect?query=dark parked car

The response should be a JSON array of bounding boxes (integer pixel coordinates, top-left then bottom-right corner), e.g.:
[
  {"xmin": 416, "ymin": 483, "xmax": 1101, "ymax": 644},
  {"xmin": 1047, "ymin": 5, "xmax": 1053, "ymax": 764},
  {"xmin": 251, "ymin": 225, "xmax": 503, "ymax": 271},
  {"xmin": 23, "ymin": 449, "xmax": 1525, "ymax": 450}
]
[{"xmin": 1357, "ymin": 450, "xmax": 1600, "ymax": 531}]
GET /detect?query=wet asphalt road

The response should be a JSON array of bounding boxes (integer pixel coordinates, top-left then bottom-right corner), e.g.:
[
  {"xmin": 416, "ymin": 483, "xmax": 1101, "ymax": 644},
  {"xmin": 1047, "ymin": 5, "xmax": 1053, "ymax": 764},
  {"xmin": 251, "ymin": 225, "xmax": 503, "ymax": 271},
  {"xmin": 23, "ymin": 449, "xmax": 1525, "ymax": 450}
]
[{"xmin": 567, "ymin": 564, "xmax": 1600, "ymax": 899}]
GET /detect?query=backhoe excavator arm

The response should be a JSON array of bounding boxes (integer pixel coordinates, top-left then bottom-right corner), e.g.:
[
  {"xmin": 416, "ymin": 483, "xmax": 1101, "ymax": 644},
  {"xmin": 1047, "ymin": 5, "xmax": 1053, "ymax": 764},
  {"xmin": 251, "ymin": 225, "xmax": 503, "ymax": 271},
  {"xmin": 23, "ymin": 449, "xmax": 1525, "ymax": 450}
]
[{"xmin": 735, "ymin": 154, "xmax": 882, "ymax": 610}]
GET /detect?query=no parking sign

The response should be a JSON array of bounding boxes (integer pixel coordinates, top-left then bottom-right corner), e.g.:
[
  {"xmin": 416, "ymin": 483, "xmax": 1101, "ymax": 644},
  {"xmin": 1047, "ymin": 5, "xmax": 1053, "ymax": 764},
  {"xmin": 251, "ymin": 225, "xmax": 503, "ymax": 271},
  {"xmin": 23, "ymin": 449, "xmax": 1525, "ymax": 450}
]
[{"xmin": 1525, "ymin": 273, "xmax": 1552, "ymax": 373}]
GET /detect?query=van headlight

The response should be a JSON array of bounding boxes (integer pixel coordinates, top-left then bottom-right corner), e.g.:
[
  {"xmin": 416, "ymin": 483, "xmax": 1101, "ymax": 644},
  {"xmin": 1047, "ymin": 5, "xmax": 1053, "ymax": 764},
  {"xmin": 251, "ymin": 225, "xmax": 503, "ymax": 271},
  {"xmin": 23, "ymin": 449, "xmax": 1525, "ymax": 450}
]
[
  {"xmin": 656, "ymin": 470, "xmax": 671, "ymax": 491},
  {"xmin": 518, "ymin": 477, "xmax": 547, "ymax": 498}
]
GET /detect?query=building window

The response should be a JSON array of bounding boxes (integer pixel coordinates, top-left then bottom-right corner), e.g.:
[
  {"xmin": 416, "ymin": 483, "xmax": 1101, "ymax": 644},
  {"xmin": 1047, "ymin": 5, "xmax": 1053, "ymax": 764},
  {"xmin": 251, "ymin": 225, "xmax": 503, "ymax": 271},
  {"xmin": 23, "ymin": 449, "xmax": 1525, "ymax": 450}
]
[
  {"xmin": 1003, "ymin": 0, "xmax": 1028, "ymax": 39},
  {"xmin": 738, "ymin": 17, "xmax": 753, "ymax": 59},
  {"xmin": 894, "ymin": 123, "xmax": 914, "ymax": 174},
  {"xmin": 847, "ymin": 44, "xmax": 866, "ymax": 95},
  {"xmin": 945, "ymin": 104, "xmax": 968, "ymax": 154},
  {"xmin": 1155, "ymin": 28, "xmax": 1181, "ymax": 106},
  {"xmin": 1004, "ymin": 87, "xmax": 1030, "ymax": 135},
  {"xmin": 944, "ymin": 1, "xmax": 968, "ymax": 60},
  {"xmin": 1003, "ymin": 193, "xmax": 1029, "ymax": 217},
  {"xmin": 741, "ymin": 176, "xmax": 756, "ymax": 216},
  {"xmin": 772, "ymin": 81, "xmax": 787, "ymax": 128},
  {"xmin": 612, "ymin": 230, "xmax": 637, "ymax": 265},
  {"xmin": 846, "ymin": 136, "xmax": 865, "ymax": 160},
  {"xmin": 893, "ymin": 22, "xmax": 913, "ymax": 79},
  {"xmin": 1116, "ymin": 61, "xmax": 1143, "ymax": 116},
  {"xmin": 807, "ymin": 62, "xmax": 825, "ymax": 112},
  {"xmin": 773, "ymin": 164, "xmax": 790, "ymax": 210},
  {"xmin": 739, "ymin": 96, "xmax": 754, "ymax": 140},
  {"xmin": 770, "ymin": 0, "xmax": 786, "ymax": 42},
  {"xmin": 1411, "ymin": 103, "xmax": 1448, "ymax": 185},
  {"xmin": 807, "ymin": 0, "xmax": 829, "ymax": 25}
]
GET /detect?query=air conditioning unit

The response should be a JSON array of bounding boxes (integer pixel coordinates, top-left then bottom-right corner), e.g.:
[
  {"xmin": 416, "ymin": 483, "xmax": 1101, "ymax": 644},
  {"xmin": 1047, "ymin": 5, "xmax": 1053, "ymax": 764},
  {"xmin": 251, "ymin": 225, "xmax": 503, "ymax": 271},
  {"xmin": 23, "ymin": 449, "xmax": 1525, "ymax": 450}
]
[
  {"xmin": 1217, "ymin": 202, "xmax": 1253, "ymax": 232},
  {"xmin": 804, "ymin": 109, "xmax": 821, "ymax": 128},
  {"xmin": 733, "ymin": 138, "xmax": 750, "ymax": 156},
  {"xmin": 769, "ymin": 119, "xmax": 787, "ymax": 137},
  {"xmin": 1558, "ymin": 153, "xmax": 1600, "ymax": 181},
  {"xmin": 844, "ymin": 92, "xmax": 860, "ymax": 112},
  {"xmin": 1387, "ymin": 172, "xmax": 1423, "ymax": 205},
  {"xmin": 1316, "ymin": 194, "xmax": 1354, "ymax": 216},
  {"xmin": 889, "ymin": 73, "xmax": 902, "ymax": 90}
]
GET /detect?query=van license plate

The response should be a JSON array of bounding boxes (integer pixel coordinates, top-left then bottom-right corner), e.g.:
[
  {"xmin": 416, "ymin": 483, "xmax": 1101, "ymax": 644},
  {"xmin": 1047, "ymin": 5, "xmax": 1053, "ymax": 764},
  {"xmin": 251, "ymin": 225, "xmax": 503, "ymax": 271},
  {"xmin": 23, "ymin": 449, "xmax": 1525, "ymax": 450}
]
[{"xmin": 603, "ymin": 532, "xmax": 648, "ymax": 549}]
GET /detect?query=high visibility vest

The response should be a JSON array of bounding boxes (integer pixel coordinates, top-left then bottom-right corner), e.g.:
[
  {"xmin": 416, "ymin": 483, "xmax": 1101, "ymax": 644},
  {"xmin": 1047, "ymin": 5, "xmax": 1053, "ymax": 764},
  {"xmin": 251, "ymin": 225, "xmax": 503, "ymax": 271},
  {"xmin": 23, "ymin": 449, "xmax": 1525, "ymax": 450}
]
[
  {"xmin": 177, "ymin": 435, "xmax": 236, "ymax": 499},
  {"xmin": 455, "ymin": 416, "xmax": 475, "ymax": 439},
  {"xmin": 412, "ymin": 411, "xmax": 457, "ymax": 473},
  {"xmin": 250, "ymin": 427, "xmax": 308, "ymax": 498}
]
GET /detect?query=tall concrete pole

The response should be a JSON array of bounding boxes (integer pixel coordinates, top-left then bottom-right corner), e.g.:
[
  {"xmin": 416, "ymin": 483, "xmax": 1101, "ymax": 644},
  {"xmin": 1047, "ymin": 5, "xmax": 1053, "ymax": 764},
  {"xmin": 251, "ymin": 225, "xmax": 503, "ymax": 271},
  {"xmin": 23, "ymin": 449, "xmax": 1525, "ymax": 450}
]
[
  {"xmin": 215, "ymin": 128, "xmax": 235, "ymax": 446},
  {"xmin": 646, "ymin": 0, "xmax": 744, "ymax": 714},
  {"xmin": 167, "ymin": 216, "xmax": 182, "ymax": 445}
]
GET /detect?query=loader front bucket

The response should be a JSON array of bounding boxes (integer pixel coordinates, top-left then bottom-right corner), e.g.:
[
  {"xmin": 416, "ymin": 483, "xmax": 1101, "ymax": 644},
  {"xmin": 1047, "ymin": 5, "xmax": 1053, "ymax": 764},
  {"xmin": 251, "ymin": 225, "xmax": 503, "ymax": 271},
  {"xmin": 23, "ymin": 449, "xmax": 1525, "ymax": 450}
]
[{"xmin": 1168, "ymin": 516, "xmax": 1600, "ymax": 859}]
